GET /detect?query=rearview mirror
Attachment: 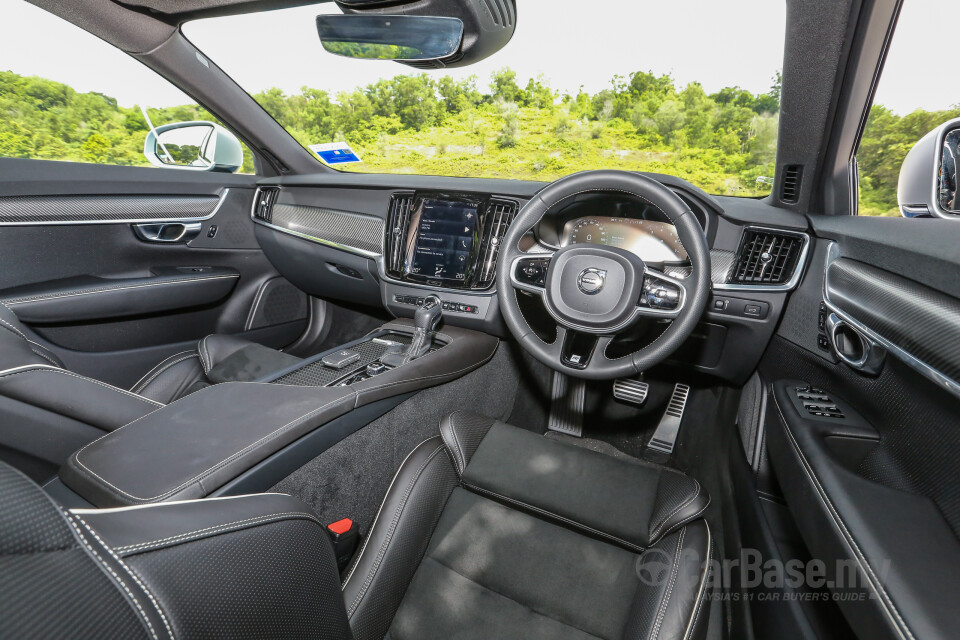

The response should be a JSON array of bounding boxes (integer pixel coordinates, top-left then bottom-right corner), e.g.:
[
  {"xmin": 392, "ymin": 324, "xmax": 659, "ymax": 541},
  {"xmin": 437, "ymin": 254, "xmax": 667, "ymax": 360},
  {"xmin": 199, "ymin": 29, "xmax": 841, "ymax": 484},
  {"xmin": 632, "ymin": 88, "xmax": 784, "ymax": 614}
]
[
  {"xmin": 143, "ymin": 121, "xmax": 243, "ymax": 173},
  {"xmin": 897, "ymin": 117, "xmax": 960, "ymax": 217},
  {"xmin": 315, "ymin": 15, "xmax": 463, "ymax": 61}
]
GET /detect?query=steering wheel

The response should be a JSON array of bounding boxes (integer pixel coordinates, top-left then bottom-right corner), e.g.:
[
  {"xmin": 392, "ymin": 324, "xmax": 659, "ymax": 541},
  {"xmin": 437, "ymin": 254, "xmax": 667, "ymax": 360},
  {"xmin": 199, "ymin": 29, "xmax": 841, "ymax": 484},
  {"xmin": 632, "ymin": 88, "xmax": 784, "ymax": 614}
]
[{"xmin": 497, "ymin": 170, "xmax": 711, "ymax": 380}]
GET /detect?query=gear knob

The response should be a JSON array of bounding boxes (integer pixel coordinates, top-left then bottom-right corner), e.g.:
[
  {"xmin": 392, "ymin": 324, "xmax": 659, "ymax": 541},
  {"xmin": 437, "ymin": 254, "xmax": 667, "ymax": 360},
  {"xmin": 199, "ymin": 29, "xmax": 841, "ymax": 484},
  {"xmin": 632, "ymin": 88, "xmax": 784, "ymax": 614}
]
[{"xmin": 414, "ymin": 295, "xmax": 443, "ymax": 334}]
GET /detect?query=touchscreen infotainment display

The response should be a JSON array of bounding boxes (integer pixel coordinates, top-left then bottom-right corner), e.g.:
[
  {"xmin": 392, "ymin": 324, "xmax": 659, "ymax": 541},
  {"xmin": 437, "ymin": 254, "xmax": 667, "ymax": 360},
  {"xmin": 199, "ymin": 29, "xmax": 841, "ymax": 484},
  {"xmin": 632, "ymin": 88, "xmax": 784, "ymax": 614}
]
[{"xmin": 405, "ymin": 196, "xmax": 480, "ymax": 282}]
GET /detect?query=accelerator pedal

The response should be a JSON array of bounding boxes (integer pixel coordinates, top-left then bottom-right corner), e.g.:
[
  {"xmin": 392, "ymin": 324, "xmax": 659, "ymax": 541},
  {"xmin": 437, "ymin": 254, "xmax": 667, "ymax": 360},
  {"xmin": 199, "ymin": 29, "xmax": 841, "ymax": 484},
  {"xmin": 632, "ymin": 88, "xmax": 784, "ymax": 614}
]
[
  {"xmin": 644, "ymin": 383, "xmax": 691, "ymax": 463},
  {"xmin": 548, "ymin": 371, "xmax": 586, "ymax": 438}
]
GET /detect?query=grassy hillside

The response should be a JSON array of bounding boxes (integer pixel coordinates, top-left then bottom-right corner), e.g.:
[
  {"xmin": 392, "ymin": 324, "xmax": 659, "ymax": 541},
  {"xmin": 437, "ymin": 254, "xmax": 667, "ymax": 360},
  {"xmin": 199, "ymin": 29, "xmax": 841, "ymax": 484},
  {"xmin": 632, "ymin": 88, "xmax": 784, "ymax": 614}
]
[{"xmin": 2, "ymin": 67, "xmax": 957, "ymax": 215}]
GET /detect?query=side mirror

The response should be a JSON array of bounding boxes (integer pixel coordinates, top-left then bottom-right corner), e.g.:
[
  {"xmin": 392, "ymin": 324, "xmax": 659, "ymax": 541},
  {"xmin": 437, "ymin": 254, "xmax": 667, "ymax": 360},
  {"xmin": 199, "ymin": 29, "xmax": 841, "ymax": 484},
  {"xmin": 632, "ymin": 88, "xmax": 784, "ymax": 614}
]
[
  {"xmin": 897, "ymin": 117, "xmax": 960, "ymax": 218},
  {"xmin": 143, "ymin": 121, "xmax": 243, "ymax": 173}
]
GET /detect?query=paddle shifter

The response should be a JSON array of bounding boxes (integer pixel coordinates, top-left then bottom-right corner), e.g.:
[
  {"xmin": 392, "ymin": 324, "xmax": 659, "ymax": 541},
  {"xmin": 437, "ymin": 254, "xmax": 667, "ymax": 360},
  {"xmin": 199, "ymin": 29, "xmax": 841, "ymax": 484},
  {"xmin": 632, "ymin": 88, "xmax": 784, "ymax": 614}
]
[{"xmin": 381, "ymin": 295, "xmax": 443, "ymax": 367}]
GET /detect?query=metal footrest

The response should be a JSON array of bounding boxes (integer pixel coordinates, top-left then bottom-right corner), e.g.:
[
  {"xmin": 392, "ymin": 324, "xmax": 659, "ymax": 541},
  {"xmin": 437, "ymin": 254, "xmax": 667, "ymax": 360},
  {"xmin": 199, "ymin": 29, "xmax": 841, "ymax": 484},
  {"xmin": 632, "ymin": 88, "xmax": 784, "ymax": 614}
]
[
  {"xmin": 548, "ymin": 372, "xmax": 585, "ymax": 438},
  {"xmin": 645, "ymin": 383, "xmax": 691, "ymax": 460}
]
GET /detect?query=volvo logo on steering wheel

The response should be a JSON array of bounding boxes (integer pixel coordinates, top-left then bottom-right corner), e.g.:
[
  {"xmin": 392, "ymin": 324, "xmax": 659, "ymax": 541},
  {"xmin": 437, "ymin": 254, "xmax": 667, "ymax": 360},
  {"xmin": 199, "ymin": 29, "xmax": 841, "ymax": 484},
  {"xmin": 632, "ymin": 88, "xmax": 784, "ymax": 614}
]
[{"xmin": 577, "ymin": 268, "xmax": 607, "ymax": 295}]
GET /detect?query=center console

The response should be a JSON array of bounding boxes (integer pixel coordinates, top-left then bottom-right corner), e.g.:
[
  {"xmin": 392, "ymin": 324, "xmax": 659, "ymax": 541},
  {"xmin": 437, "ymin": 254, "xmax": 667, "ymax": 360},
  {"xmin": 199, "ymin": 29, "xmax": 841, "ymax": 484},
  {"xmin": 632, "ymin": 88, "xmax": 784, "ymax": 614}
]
[{"xmin": 57, "ymin": 318, "xmax": 499, "ymax": 508}]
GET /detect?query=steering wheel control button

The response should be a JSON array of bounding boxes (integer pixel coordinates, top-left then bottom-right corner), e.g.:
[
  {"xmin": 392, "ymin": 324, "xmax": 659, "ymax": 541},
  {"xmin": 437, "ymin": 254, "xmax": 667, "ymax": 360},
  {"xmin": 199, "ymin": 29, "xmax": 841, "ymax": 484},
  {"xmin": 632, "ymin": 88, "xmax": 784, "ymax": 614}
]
[
  {"xmin": 321, "ymin": 349, "xmax": 361, "ymax": 370},
  {"xmin": 515, "ymin": 257, "xmax": 550, "ymax": 287},
  {"xmin": 640, "ymin": 276, "xmax": 681, "ymax": 310},
  {"xmin": 576, "ymin": 268, "xmax": 607, "ymax": 295}
]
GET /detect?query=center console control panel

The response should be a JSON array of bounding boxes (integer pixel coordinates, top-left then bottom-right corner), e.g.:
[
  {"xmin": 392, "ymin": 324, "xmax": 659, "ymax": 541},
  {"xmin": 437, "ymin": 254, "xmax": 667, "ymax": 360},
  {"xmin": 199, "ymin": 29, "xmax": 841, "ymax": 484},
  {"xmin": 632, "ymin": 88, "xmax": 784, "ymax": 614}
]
[{"xmin": 393, "ymin": 294, "xmax": 479, "ymax": 314}]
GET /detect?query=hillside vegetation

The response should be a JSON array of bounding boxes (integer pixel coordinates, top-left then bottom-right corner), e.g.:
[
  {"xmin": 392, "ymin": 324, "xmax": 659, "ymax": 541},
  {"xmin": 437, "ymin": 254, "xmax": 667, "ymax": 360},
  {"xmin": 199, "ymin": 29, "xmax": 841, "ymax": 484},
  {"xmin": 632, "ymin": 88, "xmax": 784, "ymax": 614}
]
[{"xmin": 2, "ymin": 67, "xmax": 956, "ymax": 215}]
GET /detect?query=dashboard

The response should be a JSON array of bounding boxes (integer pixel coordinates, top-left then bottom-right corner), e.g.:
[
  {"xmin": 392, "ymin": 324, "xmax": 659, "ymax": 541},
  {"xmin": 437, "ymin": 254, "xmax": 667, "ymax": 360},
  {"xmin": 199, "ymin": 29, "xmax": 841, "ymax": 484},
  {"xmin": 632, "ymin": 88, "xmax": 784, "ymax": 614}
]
[
  {"xmin": 560, "ymin": 217, "xmax": 688, "ymax": 264},
  {"xmin": 249, "ymin": 172, "xmax": 810, "ymax": 385}
]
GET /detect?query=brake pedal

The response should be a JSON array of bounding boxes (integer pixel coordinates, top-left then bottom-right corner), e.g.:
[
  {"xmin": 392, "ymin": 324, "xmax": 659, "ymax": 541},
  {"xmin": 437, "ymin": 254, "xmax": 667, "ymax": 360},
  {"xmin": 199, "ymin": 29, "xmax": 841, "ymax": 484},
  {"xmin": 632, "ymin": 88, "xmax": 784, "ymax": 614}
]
[
  {"xmin": 548, "ymin": 371, "xmax": 585, "ymax": 438},
  {"xmin": 644, "ymin": 383, "xmax": 691, "ymax": 462},
  {"xmin": 613, "ymin": 377, "xmax": 649, "ymax": 405}
]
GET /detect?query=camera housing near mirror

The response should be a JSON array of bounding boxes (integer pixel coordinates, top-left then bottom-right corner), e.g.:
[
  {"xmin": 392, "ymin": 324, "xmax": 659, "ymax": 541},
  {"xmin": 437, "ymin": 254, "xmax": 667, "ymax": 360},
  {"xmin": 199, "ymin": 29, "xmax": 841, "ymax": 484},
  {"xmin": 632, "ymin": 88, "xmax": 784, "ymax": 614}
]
[
  {"xmin": 897, "ymin": 117, "xmax": 960, "ymax": 218},
  {"xmin": 332, "ymin": 0, "xmax": 516, "ymax": 69},
  {"xmin": 143, "ymin": 121, "xmax": 244, "ymax": 173}
]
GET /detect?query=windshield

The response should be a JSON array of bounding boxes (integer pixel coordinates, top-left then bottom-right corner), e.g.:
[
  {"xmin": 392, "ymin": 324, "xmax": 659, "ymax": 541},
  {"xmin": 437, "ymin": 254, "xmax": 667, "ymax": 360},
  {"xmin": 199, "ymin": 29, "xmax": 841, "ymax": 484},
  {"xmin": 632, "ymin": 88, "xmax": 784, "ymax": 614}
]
[{"xmin": 184, "ymin": 0, "xmax": 785, "ymax": 196}]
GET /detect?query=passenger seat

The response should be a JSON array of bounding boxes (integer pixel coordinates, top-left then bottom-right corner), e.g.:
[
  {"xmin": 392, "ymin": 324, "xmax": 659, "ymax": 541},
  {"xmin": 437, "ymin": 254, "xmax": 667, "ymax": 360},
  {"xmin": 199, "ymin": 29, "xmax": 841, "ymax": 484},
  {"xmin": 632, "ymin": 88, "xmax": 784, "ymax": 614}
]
[{"xmin": 0, "ymin": 302, "xmax": 302, "ymax": 479}]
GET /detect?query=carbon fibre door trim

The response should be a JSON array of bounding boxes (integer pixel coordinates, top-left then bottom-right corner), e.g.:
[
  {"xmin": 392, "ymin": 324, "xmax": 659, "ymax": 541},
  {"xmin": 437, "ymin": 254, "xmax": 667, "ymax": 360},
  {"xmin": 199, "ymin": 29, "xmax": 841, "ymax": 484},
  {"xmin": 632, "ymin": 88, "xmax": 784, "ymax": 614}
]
[
  {"xmin": 823, "ymin": 244, "xmax": 960, "ymax": 399},
  {"xmin": 0, "ymin": 190, "xmax": 228, "ymax": 225}
]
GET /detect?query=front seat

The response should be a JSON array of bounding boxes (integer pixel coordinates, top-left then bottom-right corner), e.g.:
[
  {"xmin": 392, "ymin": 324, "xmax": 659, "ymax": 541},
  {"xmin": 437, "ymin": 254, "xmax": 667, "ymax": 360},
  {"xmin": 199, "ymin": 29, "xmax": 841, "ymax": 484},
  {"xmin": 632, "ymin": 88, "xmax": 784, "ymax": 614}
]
[
  {"xmin": 0, "ymin": 302, "xmax": 301, "ymax": 478},
  {"xmin": 0, "ymin": 410, "xmax": 713, "ymax": 640}
]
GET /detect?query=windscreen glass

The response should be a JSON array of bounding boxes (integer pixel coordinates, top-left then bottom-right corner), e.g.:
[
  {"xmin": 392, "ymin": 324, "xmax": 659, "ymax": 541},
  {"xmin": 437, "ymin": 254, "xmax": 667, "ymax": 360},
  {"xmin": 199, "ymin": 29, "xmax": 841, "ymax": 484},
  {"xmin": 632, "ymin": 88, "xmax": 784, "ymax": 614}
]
[{"xmin": 184, "ymin": 0, "xmax": 786, "ymax": 196}]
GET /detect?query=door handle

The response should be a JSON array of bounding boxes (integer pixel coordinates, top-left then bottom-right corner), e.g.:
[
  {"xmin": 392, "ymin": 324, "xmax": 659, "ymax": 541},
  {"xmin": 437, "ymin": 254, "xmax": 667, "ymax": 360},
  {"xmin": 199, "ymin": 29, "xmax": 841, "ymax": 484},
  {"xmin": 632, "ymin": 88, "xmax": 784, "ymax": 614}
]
[{"xmin": 133, "ymin": 222, "xmax": 202, "ymax": 243}]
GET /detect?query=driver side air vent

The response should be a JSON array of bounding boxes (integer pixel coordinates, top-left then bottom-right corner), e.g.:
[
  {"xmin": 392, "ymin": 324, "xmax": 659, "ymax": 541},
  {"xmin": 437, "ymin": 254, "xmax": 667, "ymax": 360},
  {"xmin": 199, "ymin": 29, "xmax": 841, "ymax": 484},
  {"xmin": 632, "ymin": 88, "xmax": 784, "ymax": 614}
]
[
  {"xmin": 729, "ymin": 229, "xmax": 806, "ymax": 285},
  {"xmin": 386, "ymin": 192, "xmax": 415, "ymax": 277},
  {"xmin": 252, "ymin": 186, "xmax": 280, "ymax": 223},
  {"xmin": 780, "ymin": 165, "xmax": 803, "ymax": 204},
  {"xmin": 476, "ymin": 199, "xmax": 519, "ymax": 288}
]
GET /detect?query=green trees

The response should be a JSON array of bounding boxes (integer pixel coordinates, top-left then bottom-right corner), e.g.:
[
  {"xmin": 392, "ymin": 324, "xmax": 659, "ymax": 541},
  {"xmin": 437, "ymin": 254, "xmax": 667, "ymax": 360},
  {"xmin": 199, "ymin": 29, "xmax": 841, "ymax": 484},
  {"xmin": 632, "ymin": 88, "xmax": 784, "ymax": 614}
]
[{"xmin": 0, "ymin": 66, "xmax": 947, "ymax": 211}]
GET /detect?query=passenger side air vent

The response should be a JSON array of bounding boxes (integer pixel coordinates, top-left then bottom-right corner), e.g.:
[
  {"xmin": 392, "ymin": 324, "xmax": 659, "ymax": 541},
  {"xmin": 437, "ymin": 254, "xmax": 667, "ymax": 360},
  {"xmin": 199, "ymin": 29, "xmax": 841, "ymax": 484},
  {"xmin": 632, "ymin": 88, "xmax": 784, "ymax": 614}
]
[
  {"xmin": 729, "ymin": 228, "xmax": 806, "ymax": 285},
  {"xmin": 386, "ymin": 192, "xmax": 415, "ymax": 277},
  {"xmin": 780, "ymin": 165, "xmax": 803, "ymax": 204},
  {"xmin": 252, "ymin": 186, "xmax": 280, "ymax": 223},
  {"xmin": 476, "ymin": 199, "xmax": 519, "ymax": 288}
]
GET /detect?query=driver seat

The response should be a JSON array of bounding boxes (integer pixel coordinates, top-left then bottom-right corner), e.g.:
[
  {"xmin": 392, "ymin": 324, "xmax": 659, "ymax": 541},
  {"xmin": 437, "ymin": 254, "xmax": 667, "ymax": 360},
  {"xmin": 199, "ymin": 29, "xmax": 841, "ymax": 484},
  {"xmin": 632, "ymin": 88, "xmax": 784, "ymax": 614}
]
[
  {"xmin": 0, "ymin": 411, "xmax": 712, "ymax": 640},
  {"xmin": 344, "ymin": 410, "xmax": 713, "ymax": 639}
]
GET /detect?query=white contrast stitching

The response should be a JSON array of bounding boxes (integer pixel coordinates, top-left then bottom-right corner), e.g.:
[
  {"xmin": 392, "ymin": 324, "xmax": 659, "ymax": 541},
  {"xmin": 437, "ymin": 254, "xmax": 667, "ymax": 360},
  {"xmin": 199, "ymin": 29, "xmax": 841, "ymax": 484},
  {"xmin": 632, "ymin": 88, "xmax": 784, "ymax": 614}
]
[
  {"xmin": 1, "ymin": 275, "xmax": 238, "ymax": 305},
  {"xmin": 346, "ymin": 445, "xmax": 445, "ymax": 616},
  {"xmin": 772, "ymin": 393, "xmax": 914, "ymax": 640},
  {"xmin": 683, "ymin": 523, "xmax": 712, "ymax": 640},
  {"xmin": 73, "ymin": 391, "xmax": 353, "ymax": 502},
  {"xmin": 115, "ymin": 512, "xmax": 321, "ymax": 554},
  {"xmin": 0, "ymin": 366, "xmax": 163, "ymax": 408},
  {"xmin": 72, "ymin": 514, "xmax": 175, "ymax": 640},
  {"xmin": 341, "ymin": 436, "xmax": 441, "ymax": 588},
  {"xmin": 64, "ymin": 514, "xmax": 161, "ymax": 640},
  {"xmin": 0, "ymin": 315, "xmax": 27, "ymax": 339},
  {"xmin": 650, "ymin": 480, "xmax": 703, "ymax": 541},
  {"xmin": 131, "ymin": 354, "xmax": 199, "ymax": 394},
  {"xmin": 651, "ymin": 526, "xmax": 686, "ymax": 640},
  {"xmin": 130, "ymin": 351, "xmax": 196, "ymax": 393}
]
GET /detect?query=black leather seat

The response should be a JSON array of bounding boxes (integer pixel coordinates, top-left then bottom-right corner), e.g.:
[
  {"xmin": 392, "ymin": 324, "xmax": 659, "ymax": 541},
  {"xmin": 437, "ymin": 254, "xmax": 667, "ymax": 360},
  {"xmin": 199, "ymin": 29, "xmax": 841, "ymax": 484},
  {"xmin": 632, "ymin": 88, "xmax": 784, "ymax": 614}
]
[
  {"xmin": 0, "ymin": 302, "xmax": 301, "ymax": 476},
  {"xmin": 1, "ymin": 410, "xmax": 712, "ymax": 639}
]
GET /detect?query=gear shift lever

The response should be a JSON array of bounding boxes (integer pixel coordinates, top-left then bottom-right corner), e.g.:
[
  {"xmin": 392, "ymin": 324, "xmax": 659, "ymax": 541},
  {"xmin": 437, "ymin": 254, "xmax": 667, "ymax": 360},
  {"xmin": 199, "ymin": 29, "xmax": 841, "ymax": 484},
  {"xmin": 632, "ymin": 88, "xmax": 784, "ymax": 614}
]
[{"xmin": 381, "ymin": 295, "xmax": 443, "ymax": 367}]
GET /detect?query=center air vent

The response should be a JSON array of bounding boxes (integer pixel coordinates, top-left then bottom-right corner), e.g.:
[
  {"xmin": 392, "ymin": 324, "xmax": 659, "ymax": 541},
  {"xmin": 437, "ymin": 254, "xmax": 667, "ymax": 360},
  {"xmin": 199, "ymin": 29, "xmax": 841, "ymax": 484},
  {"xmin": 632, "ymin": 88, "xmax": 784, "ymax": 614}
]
[
  {"xmin": 386, "ymin": 193, "xmax": 415, "ymax": 276},
  {"xmin": 728, "ymin": 228, "xmax": 806, "ymax": 285},
  {"xmin": 476, "ymin": 199, "xmax": 518, "ymax": 287},
  {"xmin": 252, "ymin": 186, "xmax": 280, "ymax": 223}
]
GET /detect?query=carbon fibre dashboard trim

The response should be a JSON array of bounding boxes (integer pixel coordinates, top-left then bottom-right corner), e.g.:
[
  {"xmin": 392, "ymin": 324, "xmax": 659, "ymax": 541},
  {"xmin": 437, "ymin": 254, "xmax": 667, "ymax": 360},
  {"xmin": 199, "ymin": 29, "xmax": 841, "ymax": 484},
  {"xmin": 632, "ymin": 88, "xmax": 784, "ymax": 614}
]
[
  {"xmin": 824, "ymin": 245, "xmax": 960, "ymax": 399},
  {"xmin": 250, "ymin": 191, "xmax": 383, "ymax": 258},
  {"xmin": 0, "ymin": 190, "xmax": 228, "ymax": 225}
]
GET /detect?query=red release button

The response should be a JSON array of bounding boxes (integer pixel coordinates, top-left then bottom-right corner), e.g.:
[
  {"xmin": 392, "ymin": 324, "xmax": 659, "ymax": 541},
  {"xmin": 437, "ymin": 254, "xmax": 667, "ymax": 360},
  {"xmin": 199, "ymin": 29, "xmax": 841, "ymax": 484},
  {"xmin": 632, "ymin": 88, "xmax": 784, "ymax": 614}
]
[{"xmin": 327, "ymin": 518, "xmax": 353, "ymax": 535}]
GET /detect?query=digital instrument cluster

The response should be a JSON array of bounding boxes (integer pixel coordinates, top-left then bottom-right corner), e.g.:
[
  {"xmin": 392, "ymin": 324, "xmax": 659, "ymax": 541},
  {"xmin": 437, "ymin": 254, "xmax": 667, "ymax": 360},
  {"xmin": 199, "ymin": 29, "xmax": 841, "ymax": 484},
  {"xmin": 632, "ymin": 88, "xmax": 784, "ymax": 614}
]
[{"xmin": 560, "ymin": 216, "xmax": 688, "ymax": 263}]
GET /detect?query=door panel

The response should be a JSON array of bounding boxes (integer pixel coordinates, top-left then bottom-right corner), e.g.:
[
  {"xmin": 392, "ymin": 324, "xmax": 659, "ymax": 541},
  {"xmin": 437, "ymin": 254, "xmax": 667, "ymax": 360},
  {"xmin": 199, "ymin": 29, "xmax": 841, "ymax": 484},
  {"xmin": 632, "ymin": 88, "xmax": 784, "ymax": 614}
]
[
  {"xmin": 0, "ymin": 158, "xmax": 308, "ymax": 388},
  {"xmin": 758, "ymin": 216, "xmax": 960, "ymax": 640}
]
